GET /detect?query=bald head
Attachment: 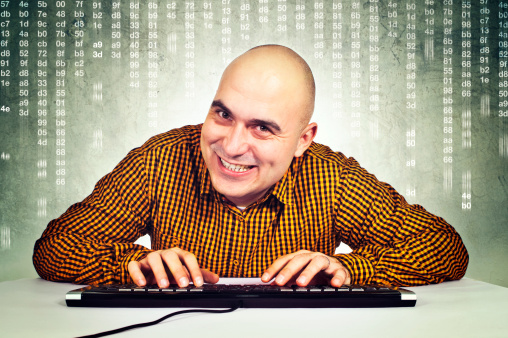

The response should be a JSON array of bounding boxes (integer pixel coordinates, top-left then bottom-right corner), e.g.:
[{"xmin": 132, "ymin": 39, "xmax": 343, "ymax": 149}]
[
  {"xmin": 218, "ymin": 45, "xmax": 315, "ymax": 128},
  {"xmin": 202, "ymin": 45, "xmax": 318, "ymax": 207}
]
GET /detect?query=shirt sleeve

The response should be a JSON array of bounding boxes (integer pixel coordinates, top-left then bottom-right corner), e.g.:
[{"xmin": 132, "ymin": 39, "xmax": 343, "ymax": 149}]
[
  {"xmin": 33, "ymin": 146, "xmax": 154, "ymax": 285},
  {"xmin": 333, "ymin": 156, "xmax": 469, "ymax": 286}
]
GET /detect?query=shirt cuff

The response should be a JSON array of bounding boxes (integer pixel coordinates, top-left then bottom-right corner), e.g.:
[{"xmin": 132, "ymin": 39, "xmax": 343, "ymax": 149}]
[{"xmin": 334, "ymin": 253, "xmax": 375, "ymax": 285}]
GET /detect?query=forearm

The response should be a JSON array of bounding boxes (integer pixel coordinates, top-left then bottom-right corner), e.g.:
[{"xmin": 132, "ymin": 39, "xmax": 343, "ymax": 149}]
[
  {"xmin": 33, "ymin": 177, "xmax": 152, "ymax": 285},
  {"xmin": 336, "ymin": 219, "xmax": 469, "ymax": 286},
  {"xmin": 33, "ymin": 222, "xmax": 152, "ymax": 285}
]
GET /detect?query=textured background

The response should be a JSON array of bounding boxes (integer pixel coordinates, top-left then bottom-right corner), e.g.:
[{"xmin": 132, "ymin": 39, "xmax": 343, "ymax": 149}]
[{"xmin": 0, "ymin": 0, "xmax": 506, "ymax": 287}]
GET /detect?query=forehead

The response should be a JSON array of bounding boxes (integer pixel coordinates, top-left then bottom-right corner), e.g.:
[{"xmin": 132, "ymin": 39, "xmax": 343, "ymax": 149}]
[{"xmin": 214, "ymin": 69, "xmax": 305, "ymax": 130}]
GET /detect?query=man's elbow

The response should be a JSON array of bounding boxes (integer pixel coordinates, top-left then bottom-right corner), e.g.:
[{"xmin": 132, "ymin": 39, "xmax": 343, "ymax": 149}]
[
  {"xmin": 33, "ymin": 237, "xmax": 71, "ymax": 282},
  {"xmin": 443, "ymin": 233, "xmax": 469, "ymax": 281}
]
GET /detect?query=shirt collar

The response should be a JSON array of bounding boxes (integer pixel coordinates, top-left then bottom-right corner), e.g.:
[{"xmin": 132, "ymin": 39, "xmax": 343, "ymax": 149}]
[
  {"xmin": 198, "ymin": 149, "xmax": 214, "ymax": 197},
  {"xmin": 269, "ymin": 157, "xmax": 301, "ymax": 206}
]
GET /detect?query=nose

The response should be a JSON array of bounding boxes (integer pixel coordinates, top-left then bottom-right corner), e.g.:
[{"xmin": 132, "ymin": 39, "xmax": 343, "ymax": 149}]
[{"xmin": 222, "ymin": 124, "xmax": 249, "ymax": 158}]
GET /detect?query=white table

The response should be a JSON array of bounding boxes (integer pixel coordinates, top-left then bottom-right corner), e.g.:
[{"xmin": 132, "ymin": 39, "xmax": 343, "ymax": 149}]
[{"xmin": 0, "ymin": 278, "xmax": 506, "ymax": 338}]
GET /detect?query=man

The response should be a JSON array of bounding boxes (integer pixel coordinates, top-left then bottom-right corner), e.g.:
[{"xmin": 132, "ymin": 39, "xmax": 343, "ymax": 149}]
[{"xmin": 33, "ymin": 45, "xmax": 468, "ymax": 289}]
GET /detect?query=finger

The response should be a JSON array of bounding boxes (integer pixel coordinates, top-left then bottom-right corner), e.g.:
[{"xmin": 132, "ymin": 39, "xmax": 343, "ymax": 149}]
[
  {"xmin": 127, "ymin": 257, "xmax": 155, "ymax": 286},
  {"xmin": 146, "ymin": 251, "xmax": 174, "ymax": 288},
  {"xmin": 295, "ymin": 255, "xmax": 331, "ymax": 286},
  {"xmin": 330, "ymin": 266, "xmax": 351, "ymax": 287},
  {"xmin": 201, "ymin": 268, "xmax": 220, "ymax": 284},
  {"xmin": 174, "ymin": 249, "xmax": 205, "ymax": 287},
  {"xmin": 159, "ymin": 250, "xmax": 190, "ymax": 287},
  {"xmin": 165, "ymin": 265, "xmax": 190, "ymax": 285},
  {"xmin": 273, "ymin": 253, "xmax": 315, "ymax": 286},
  {"xmin": 330, "ymin": 271, "xmax": 346, "ymax": 287},
  {"xmin": 128, "ymin": 260, "xmax": 148, "ymax": 286},
  {"xmin": 261, "ymin": 255, "xmax": 293, "ymax": 283},
  {"xmin": 261, "ymin": 251, "xmax": 309, "ymax": 282}
]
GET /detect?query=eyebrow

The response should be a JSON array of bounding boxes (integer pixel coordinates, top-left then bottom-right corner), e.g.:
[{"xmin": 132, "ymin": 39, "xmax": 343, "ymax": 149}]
[{"xmin": 211, "ymin": 100, "xmax": 282, "ymax": 133}]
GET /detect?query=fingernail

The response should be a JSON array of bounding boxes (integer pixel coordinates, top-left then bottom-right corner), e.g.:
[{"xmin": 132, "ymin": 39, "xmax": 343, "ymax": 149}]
[
  {"xmin": 138, "ymin": 279, "xmax": 145, "ymax": 286},
  {"xmin": 275, "ymin": 275, "xmax": 285, "ymax": 285},
  {"xmin": 261, "ymin": 273, "xmax": 269, "ymax": 281},
  {"xmin": 195, "ymin": 276, "xmax": 203, "ymax": 287},
  {"xmin": 297, "ymin": 276, "xmax": 307, "ymax": 285},
  {"xmin": 179, "ymin": 277, "xmax": 189, "ymax": 287},
  {"xmin": 160, "ymin": 278, "xmax": 168, "ymax": 287}
]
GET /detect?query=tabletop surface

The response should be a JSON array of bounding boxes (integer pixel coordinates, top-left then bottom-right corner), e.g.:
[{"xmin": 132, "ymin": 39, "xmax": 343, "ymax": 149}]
[{"xmin": 0, "ymin": 277, "xmax": 507, "ymax": 338}]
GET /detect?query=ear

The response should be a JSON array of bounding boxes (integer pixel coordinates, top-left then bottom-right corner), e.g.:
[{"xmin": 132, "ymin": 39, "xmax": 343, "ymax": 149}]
[{"xmin": 294, "ymin": 122, "xmax": 318, "ymax": 157}]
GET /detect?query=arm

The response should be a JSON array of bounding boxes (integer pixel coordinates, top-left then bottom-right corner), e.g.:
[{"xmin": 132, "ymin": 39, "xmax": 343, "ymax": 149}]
[
  {"xmin": 333, "ymin": 157, "xmax": 469, "ymax": 286},
  {"xmin": 262, "ymin": 155, "xmax": 468, "ymax": 287},
  {"xmin": 33, "ymin": 146, "xmax": 153, "ymax": 285}
]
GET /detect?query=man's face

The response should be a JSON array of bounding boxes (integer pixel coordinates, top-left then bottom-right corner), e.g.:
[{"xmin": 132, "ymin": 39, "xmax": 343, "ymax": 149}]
[{"xmin": 200, "ymin": 67, "xmax": 314, "ymax": 207}]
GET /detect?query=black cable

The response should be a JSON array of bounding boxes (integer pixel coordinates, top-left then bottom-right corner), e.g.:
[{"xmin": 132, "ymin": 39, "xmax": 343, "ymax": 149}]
[{"xmin": 75, "ymin": 306, "xmax": 239, "ymax": 338}]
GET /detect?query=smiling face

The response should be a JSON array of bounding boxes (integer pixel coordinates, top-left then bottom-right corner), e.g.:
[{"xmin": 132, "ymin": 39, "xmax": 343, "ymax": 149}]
[{"xmin": 200, "ymin": 45, "xmax": 317, "ymax": 207}]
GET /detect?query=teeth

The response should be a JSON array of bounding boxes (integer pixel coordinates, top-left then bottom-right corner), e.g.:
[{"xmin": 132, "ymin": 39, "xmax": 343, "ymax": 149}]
[{"xmin": 220, "ymin": 158, "xmax": 252, "ymax": 172}]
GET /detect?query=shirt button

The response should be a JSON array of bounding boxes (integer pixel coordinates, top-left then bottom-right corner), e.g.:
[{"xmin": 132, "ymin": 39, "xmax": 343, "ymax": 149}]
[{"xmin": 233, "ymin": 260, "xmax": 239, "ymax": 266}]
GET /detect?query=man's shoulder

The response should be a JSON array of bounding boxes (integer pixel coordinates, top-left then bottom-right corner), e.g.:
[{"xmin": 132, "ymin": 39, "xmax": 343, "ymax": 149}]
[
  {"xmin": 304, "ymin": 142, "xmax": 349, "ymax": 167},
  {"xmin": 141, "ymin": 124, "xmax": 202, "ymax": 152}
]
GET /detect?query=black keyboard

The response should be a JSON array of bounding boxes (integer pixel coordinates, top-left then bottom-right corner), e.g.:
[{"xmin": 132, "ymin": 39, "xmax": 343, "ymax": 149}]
[{"xmin": 66, "ymin": 283, "xmax": 416, "ymax": 308}]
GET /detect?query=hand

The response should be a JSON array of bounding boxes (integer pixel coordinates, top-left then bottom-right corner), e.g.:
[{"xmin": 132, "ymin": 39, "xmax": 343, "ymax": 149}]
[
  {"xmin": 128, "ymin": 247, "xmax": 219, "ymax": 288},
  {"xmin": 260, "ymin": 250, "xmax": 351, "ymax": 287}
]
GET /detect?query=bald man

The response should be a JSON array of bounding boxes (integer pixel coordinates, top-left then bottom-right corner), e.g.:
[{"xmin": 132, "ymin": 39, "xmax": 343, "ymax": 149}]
[{"xmin": 34, "ymin": 45, "xmax": 468, "ymax": 289}]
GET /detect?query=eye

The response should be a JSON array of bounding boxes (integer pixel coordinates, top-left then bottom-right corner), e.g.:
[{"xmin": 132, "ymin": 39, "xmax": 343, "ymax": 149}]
[
  {"xmin": 216, "ymin": 110, "xmax": 230, "ymax": 120},
  {"xmin": 256, "ymin": 125, "xmax": 271, "ymax": 133}
]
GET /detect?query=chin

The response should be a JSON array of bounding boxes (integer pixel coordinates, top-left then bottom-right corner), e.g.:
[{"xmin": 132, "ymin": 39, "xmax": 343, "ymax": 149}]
[{"xmin": 216, "ymin": 181, "xmax": 251, "ymax": 198}]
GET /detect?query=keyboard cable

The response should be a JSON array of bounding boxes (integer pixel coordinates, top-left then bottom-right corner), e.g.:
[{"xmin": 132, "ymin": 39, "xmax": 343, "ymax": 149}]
[{"xmin": 75, "ymin": 306, "xmax": 239, "ymax": 338}]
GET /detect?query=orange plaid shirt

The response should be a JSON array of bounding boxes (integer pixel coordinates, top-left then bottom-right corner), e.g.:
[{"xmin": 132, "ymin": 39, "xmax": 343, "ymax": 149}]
[{"xmin": 34, "ymin": 124, "xmax": 468, "ymax": 286}]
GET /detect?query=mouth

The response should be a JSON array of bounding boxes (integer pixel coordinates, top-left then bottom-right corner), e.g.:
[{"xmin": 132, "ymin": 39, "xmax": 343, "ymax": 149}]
[{"xmin": 219, "ymin": 157, "xmax": 255, "ymax": 173}]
